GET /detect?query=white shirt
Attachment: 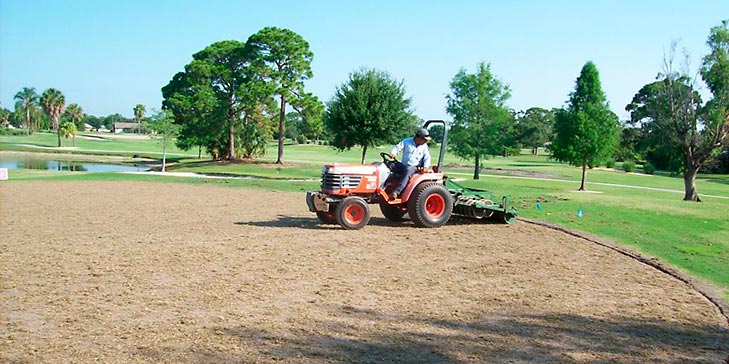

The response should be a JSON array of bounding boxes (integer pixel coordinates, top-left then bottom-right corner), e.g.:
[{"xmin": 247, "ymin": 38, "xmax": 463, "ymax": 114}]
[{"xmin": 390, "ymin": 137, "xmax": 431, "ymax": 168}]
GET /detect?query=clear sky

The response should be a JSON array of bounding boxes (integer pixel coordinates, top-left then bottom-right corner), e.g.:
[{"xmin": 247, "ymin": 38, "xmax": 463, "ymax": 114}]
[{"xmin": 1, "ymin": 0, "xmax": 726, "ymax": 121}]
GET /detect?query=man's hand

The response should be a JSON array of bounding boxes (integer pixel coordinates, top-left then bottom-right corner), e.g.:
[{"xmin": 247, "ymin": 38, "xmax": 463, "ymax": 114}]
[{"xmin": 389, "ymin": 153, "xmax": 396, "ymax": 159}]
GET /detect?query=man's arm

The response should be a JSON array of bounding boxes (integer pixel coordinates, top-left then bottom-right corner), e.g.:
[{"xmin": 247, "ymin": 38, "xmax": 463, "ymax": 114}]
[
  {"xmin": 390, "ymin": 139, "xmax": 404, "ymax": 158},
  {"xmin": 422, "ymin": 147, "xmax": 431, "ymax": 169}
]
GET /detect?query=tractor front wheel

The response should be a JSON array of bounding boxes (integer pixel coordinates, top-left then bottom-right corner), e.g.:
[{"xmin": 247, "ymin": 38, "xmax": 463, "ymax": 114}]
[
  {"xmin": 408, "ymin": 182, "xmax": 453, "ymax": 228},
  {"xmin": 335, "ymin": 197, "xmax": 371, "ymax": 230}
]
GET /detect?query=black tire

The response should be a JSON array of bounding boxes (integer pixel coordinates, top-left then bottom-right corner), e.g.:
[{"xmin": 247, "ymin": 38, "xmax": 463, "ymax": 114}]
[
  {"xmin": 407, "ymin": 182, "xmax": 453, "ymax": 228},
  {"xmin": 316, "ymin": 211, "xmax": 337, "ymax": 224},
  {"xmin": 379, "ymin": 201, "xmax": 407, "ymax": 222},
  {"xmin": 335, "ymin": 197, "xmax": 371, "ymax": 230}
]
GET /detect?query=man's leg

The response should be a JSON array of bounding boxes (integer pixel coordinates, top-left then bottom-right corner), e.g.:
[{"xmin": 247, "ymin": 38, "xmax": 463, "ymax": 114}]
[{"xmin": 393, "ymin": 165, "xmax": 418, "ymax": 195}]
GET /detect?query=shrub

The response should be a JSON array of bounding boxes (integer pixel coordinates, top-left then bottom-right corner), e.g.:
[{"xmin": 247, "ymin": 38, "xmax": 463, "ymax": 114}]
[
  {"xmin": 623, "ymin": 161, "xmax": 636, "ymax": 173},
  {"xmin": 0, "ymin": 127, "xmax": 28, "ymax": 136},
  {"xmin": 605, "ymin": 159, "xmax": 615, "ymax": 168},
  {"xmin": 295, "ymin": 135, "xmax": 308, "ymax": 144},
  {"xmin": 643, "ymin": 162, "xmax": 655, "ymax": 175}
]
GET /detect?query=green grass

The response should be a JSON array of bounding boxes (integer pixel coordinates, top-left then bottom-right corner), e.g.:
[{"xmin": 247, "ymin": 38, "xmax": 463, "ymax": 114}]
[{"xmin": 2, "ymin": 133, "xmax": 728, "ymax": 300}]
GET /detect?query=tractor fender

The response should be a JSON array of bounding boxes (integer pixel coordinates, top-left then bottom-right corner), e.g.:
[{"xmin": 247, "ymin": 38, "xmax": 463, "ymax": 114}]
[{"xmin": 400, "ymin": 172, "xmax": 445, "ymax": 201}]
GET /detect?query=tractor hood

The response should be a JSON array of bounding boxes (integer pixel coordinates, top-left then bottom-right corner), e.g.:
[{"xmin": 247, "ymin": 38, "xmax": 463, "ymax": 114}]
[{"xmin": 323, "ymin": 163, "xmax": 378, "ymax": 175}]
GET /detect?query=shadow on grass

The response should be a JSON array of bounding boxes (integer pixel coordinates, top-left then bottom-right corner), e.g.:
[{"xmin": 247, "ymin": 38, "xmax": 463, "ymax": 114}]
[
  {"xmin": 157, "ymin": 306, "xmax": 727, "ymax": 363},
  {"xmin": 704, "ymin": 177, "xmax": 729, "ymax": 186}
]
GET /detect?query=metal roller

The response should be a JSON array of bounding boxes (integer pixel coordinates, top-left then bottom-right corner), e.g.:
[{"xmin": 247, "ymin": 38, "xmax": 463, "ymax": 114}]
[{"xmin": 453, "ymin": 195, "xmax": 495, "ymax": 219}]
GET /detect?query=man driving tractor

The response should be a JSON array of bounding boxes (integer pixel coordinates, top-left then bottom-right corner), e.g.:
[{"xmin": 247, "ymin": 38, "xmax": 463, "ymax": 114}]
[{"xmin": 388, "ymin": 128, "xmax": 432, "ymax": 200}]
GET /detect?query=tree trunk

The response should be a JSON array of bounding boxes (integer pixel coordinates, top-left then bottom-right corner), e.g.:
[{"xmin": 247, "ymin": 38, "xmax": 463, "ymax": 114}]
[
  {"xmin": 361, "ymin": 145, "xmax": 367, "ymax": 164},
  {"xmin": 473, "ymin": 153, "xmax": 480, "ymax": 180},
  {"xmin": 228, "ymin": 116, "xmax": 235, "ymax": 160},
  {"xmin": 682, "ymin": 164, "xmax": 701, "ymax": 202},
  {"xmin": 276, "ymin": 94, "xmax": 286, "ymax": 164},
  {"xmin": 26, "ymin": 109, "xmax": 31, "ymax": 135},
  {"xmin": 162, "ymin": 139, "xmax": 167, "ymax": 172},
  {"xmin": 56, "ymin": 119, "xmax": 61, "ymax": 147},
  {"xmin": 579, "ymin": 162, "xmax": 587, "ymax": 191},
  {"xmin": 198, "ymin": 145, "xmax": 202, "ymax": 159}
]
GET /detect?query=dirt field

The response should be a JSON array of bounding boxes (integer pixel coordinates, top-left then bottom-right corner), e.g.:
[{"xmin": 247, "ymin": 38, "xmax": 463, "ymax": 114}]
[{"xmin": 1, "ymin": 181, "xmax": 727, "ymax": 363}]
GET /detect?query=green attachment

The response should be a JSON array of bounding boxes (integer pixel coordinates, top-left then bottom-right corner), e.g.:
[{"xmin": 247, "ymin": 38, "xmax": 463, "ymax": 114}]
[{"xmin": 446, "ymin": 178, "xmax": 518, "ymax": 224}]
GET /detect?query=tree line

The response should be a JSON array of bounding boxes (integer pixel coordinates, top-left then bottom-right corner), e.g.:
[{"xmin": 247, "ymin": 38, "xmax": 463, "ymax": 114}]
[
  {"xmin": 3, "ymin": 21, "xmax": 727, "ymax": 201},
  {"xmin": 439, "ymin": 20, "xmax": 728, "ymax": 201},
  {"xmin": 1, "ymin": 88, "xmax": 151, "ymax": 143}
]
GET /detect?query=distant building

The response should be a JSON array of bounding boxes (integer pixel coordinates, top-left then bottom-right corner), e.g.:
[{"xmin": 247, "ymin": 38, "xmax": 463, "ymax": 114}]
[{"xmin": 113, "ymin": 122, "xmax": 139, "ymax": 133}]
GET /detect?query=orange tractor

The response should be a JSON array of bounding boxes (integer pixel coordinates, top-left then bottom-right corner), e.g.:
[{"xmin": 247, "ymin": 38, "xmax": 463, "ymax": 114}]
[{"xmin": 305, "ymin": 120, "xmax": 517, "ymax": 229}]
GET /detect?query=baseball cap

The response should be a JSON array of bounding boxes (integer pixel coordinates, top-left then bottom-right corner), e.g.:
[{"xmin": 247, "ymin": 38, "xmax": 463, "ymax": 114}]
[{"xmin": 415, "ymin": 128, "xmax": 431, "ymax": 140}]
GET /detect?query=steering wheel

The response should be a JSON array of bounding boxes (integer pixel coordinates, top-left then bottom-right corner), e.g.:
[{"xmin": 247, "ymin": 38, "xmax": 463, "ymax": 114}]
[{"xmin": 380, "ymin": 152, "xmax": 398, "ymax": 169}]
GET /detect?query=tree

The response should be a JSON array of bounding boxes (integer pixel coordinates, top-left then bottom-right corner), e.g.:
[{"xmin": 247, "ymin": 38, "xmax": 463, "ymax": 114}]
[
  {"xmin": 103, "ymin": 113, "xmax": 123, "ymax": 132},
  {"xmin": 627, "ymin": 21, "xmax": 729, "ymax": 201},
  {"xmin": 83, "ymin": 115, "xmax": 102, "ymax": 131},
  {"xmin": 514, "ymin": 107, "xmax": 554, "ymax": 155},
  {"xmin": 296, "ymin": 95, "xmax": 325, "ymax": 142},
  {"xmin": 58, "ymin": 120, "xmax": 77, "ymax": 146},
  {"xmin": 428, "ymin": 124, "xmax": 445, "ymax": 144},
  {"xmin": 325, "ymin": 68, "xmax": 415, "ymax": 163},
  {"xmin": 64, "ymin": 103, "xmax": 84, "ymax": 128},
  {"xmin": 162, "ymin": 40, "xmax": 272, "ymax": 160},
  {"xmin": 446, "ymin": 62, "xmax": 513, "ymax": 179},
  {"xmin": 245, "ymin": 26, "xmax": 314, "ymax": 164},
  {"xmin": 14, "ymin": 87, "xmax": 39, "ymax": 134},
  {"xmin": 625, "ymin": 81, "xmax": 687, "ymax": 171},
  {"xmin": 0, "ymin": 104, "xmax": 9, "ymax": 127},
  {"xmin": 147, "ymin": 109, "xmax": 180, "ymax": 171},
  {"xmin": 40, "ymin": 88, "xmax": 66, "ymax": 147},
  {"xmin": 133, "ymin": 104, "xmax": 146, "ymax": 134},
  {"xmin": 62, "ymin": 103, "xmax": 84, "ymax": 145},
  {"xmin": 552, "ymin": 61, "xmax": 619, "ymax": 191}
]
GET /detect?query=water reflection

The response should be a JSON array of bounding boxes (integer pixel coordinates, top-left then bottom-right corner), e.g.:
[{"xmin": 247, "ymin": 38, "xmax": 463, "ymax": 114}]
[{"xmin": 0, "ymin": 158, "xmax": 148, "ymax": 172}]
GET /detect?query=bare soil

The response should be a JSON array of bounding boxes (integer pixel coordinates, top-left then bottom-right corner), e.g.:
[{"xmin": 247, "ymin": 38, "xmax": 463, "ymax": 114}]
[{"xmin": 1, "ymin": 181, "xmax": 727, "ymax": 363}]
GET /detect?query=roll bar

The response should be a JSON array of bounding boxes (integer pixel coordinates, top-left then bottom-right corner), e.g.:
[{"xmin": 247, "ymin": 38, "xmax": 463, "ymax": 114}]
[{"xmin": 423, "ymin": 119, "xmax": 448, "ymax": 173}]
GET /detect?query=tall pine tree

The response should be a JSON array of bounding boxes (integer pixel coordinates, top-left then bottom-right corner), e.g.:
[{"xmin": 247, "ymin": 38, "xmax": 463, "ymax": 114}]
[{"xmin": 552, "ymin": 61, "xmax": 619, "ymax": 191}]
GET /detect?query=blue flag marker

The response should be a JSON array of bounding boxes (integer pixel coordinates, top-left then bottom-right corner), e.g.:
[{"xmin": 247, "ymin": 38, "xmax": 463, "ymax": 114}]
[
  {"xmin": 536, "ymin": 203, "xmax": 542, "ymax": 211},
  {"xmin": 577, "ymin": 208, "xmax": 584, "ymax": 218}
]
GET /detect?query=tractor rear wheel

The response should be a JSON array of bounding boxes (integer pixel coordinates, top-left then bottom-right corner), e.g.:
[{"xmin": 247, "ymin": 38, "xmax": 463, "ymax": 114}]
[
  {"xmin": 407, "ymin": 182, "xmax": 453, "ymax": 228},
  {"xmin": 316, "ymin": 211, "xmax": 337, "ymax": 224},
  {"xmin": 379, "ymin": 201, "xmax": 407, "ymax": 222},
  {"xmin": 335, "ymin": 197, "xmax": 371, "ymax": 230}
]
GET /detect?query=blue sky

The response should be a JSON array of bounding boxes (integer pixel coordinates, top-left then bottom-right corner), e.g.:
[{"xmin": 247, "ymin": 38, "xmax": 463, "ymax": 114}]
[{"xmin": 0, "ymin": 0, "xmax": 726, "ymax": 121}]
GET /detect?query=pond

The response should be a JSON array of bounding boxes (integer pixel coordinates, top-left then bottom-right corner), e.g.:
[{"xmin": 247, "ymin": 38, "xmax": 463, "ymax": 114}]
[{"xmin": 0, "ymin": 157, "xmax": 150, "ymax": 173}]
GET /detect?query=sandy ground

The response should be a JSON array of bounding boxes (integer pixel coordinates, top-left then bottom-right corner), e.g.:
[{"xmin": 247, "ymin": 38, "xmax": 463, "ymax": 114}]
[{"xmin": 1, "ymin": 181, "xmax": 727, "ymax": 363}]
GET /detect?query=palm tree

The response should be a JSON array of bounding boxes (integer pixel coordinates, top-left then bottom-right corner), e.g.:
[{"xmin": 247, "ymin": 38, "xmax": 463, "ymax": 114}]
[
  {"xmin": 40, "ymin": 88, "xmax": 66, "ymax": 147},
  {"xmin": 64, "ymin": 104, "xmax": 84, "ymax": 127},
  {"xmin": 134, "ymin": 104, "xmax": 145, "ymax": 134},
  {"xmin": 14, "ymin": 87, "xmax": 39, "ymax": 134},
  {"xmin": 63, "ymin": 103, "xmax": 84, "ymax": 146},
  {"xmin": 59, "ymin": 121, "xmax": 78, "ymax": 147}
]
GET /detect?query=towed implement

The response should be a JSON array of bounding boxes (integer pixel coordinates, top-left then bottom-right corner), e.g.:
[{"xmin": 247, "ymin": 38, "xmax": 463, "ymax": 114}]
[{"xmin": 305, "ymin": 120, "xmax": 517, "ymax": 230}]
